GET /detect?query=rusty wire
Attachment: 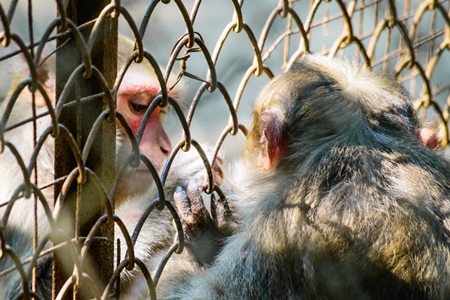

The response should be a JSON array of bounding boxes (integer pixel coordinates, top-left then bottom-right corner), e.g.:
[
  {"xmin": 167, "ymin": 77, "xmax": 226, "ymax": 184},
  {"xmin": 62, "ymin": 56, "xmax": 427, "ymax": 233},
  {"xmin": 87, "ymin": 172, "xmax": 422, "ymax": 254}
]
[{"xmin": 0, "ymin": 0, "xmax": 449, "ymax": 299}]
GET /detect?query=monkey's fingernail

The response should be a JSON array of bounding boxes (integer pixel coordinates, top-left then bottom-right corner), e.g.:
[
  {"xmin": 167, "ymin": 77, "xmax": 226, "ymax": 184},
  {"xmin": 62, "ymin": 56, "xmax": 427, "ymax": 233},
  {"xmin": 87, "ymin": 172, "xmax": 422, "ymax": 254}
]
[{"xmin": 175, "ymin": 187, "xmax": 189, "ymax": 201}]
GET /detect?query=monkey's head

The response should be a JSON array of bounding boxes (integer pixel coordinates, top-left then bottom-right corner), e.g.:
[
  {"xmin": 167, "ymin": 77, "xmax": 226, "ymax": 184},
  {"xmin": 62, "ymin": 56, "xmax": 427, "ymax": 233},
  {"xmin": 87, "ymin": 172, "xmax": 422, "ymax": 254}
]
[
  {"xmin": 245, "ymin": 55, "xmax": 429, "ymax": 172},
  {"xmin": 7, "ymin": 35, "xmax": 185, "ymax": 201}
]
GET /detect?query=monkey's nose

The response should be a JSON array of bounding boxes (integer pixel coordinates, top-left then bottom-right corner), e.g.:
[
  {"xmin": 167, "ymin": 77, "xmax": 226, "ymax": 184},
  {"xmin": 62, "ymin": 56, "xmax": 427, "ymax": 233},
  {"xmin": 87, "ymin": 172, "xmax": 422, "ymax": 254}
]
[
  {"xmin": 160, "ymin": 146, "xmax": 170, "ymax": 156},
  {"xmin": 159, "ymin": 134, "xmax": 172, "ymax": 157}
]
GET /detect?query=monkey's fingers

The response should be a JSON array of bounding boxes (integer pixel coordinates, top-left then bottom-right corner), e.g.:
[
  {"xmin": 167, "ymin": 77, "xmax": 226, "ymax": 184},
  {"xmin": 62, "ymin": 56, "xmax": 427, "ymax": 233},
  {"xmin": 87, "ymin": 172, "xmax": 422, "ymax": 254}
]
[
  {"xmin": 211, "ymin": 156, "xmax": 225, "ymax": 186},
  {"xmin": 174, "ymin": 186, "xmax": 194, "ymax": 226},
  {"xmin": 175, "ymin": 181, "xmax": 215, "ymax": 240},
  {"xmin": 186, "ymin": 180, "xmax": 211, "ymax": 223},
  {"xmin": 211, "ymin": 193, "xmax": 239, "ymax": 236}
]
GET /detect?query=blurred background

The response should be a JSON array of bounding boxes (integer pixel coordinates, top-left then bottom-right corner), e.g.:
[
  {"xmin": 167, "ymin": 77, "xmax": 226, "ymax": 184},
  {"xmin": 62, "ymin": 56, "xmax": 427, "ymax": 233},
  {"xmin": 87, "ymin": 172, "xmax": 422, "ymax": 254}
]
[{"xmin": 2, "ymin": 0, "xmax": 448, "ymax": 160}]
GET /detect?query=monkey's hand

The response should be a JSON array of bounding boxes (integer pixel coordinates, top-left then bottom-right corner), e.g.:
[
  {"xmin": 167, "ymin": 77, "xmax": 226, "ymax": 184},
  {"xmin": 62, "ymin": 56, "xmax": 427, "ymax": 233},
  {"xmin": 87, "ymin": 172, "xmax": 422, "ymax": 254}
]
[
  {"xmin": 165, "ymin": 148, "xmax": 225, "ymax": 199},
  {"xmin": 174, "ymin": 181, "xmax": 237, "ymax": 266}
]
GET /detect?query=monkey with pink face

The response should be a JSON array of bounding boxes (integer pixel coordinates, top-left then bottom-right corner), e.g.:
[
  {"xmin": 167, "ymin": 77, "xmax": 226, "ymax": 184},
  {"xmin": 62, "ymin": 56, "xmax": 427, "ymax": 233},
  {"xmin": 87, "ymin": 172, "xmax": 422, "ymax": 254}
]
[
  {"xmin": 158, "ymin": 55, "xmax": 450, "ymax": 299},
  {"xmin": 0, "ymin": 36, "xmax": 218, "ymax": 299}
]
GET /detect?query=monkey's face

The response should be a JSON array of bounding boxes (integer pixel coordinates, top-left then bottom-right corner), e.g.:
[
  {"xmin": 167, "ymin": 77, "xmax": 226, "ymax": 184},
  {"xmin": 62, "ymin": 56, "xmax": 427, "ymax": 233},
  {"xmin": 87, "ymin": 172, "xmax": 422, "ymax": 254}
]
[{"xmin": 115, "ymin": 80, "xmax": 173, "ymax": 199}]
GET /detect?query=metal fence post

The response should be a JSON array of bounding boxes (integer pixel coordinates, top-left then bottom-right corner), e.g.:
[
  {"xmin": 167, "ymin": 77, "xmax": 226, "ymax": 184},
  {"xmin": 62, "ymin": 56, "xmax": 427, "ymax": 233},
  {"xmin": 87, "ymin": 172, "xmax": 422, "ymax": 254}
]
[{"xmin": 53, "ymin": 1, "xmax": 117, "ymax": 298}]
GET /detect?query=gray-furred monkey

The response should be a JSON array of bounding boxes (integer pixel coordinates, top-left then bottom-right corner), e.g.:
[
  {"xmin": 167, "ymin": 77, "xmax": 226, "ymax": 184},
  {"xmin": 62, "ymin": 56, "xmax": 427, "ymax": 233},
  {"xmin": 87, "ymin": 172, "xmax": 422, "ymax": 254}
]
[
  {"xmin": 158, "ymin": 55, "xmax": 450, "ymax": 299},
  {"xmin": 0, "ymin": 36, "xmax": 216, "ymax": 299}
]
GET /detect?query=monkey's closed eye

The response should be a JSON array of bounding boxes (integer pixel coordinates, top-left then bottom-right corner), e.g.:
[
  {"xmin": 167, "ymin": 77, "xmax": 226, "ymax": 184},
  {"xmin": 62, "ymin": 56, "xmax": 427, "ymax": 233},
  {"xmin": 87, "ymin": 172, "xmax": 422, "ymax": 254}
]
[{"xmin": 129, "ymin": 102, "xmax": 149, "ymax": 115}]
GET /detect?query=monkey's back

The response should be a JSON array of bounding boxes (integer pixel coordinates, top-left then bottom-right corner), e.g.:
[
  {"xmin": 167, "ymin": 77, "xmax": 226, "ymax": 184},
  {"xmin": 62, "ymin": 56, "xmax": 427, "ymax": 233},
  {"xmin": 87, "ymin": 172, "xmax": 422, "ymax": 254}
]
[
  {"xmin": 173, "ymin": 144, "xmax": 450, "ymax": 300},
  {"xmin": 283, "ymin": 142, "xmax": 450, "ymax": 299}
]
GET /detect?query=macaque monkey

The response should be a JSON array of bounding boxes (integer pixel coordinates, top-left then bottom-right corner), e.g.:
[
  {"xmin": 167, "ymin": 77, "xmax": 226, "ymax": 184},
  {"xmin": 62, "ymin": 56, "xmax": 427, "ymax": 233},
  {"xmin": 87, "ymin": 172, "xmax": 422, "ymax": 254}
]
[
  {"xmin": 158, "ymin": 55, "xmax": 450, "ymax": 299},
  {"xmin": 0, "ymin": 36, "xmax": 215, "ymax": 299}
]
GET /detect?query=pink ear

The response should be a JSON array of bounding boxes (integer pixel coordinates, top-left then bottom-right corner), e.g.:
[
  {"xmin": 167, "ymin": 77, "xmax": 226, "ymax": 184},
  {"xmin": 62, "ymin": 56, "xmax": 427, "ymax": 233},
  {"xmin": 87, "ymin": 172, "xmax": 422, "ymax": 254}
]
[
  {"xmin": 256, "ymin": 111, "xmax": 281, "ymax": 170},
  {"xmin": 417, "ymin": 128, "xmax": 438, "ymax": 149}
]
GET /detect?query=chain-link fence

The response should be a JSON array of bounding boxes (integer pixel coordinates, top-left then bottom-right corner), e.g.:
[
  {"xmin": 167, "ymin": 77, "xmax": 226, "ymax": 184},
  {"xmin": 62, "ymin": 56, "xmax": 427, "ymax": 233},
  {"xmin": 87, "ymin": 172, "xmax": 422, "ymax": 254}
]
[{"xmin": 0, "ymin": 0, "xmax": 449, "ymax": 299}]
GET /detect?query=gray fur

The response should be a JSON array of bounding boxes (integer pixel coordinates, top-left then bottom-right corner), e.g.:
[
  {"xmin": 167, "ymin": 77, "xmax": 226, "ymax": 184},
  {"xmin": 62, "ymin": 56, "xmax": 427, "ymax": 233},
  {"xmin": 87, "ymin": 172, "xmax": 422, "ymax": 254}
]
[{"xmin": 158, "ymin": 55, "xmax": 450, "ymax": 299}]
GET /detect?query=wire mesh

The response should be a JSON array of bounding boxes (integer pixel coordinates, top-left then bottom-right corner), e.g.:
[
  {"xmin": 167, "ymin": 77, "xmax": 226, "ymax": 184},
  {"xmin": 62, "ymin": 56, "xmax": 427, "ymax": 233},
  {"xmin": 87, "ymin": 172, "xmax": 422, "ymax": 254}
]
[{"xmin": 0, "ymin": 0, "xmax": 449, "ymax": 299}]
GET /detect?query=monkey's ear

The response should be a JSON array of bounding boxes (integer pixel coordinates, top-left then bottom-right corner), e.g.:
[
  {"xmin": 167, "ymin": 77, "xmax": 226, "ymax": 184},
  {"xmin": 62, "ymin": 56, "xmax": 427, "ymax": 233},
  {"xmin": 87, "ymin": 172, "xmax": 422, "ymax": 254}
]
[
  {"xmin": 417, "ymin": 127, "xmax": 438, "ymax": 149},
  {"xmin": 257, "ymin": 111, "xmax": 281, "ymax": 171},
  {"xmin": 21, "ymin": 55, "xmax": 54, "ymax": 107},
  {"xmin": 26, "ymin": 64, "xmax": 53, "ymax": 107}
]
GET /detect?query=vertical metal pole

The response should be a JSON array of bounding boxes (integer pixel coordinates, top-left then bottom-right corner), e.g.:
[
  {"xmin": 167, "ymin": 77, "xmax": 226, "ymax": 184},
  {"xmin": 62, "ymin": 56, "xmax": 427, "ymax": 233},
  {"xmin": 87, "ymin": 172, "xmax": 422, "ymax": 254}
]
[{"xmin": 53, "ymin": 1, "xmax": 117, "ymax": 298}]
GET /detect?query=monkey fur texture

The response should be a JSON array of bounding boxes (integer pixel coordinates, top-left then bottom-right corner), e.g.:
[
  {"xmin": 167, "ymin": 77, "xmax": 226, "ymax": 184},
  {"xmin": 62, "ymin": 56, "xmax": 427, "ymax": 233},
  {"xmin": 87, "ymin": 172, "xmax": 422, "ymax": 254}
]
[{"xmin": 157, "ymin": 55, "xmax": 450, "ymax": 300}]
